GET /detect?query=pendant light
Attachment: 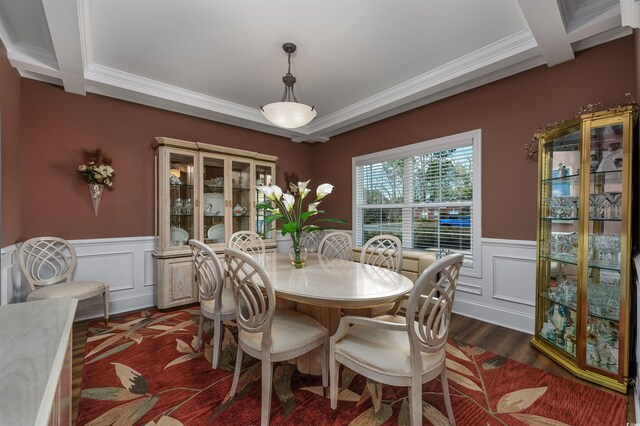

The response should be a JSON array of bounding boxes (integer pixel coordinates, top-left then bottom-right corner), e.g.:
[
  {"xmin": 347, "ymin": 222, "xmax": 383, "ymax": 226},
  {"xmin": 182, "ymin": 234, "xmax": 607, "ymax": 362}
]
[{"xmin": 260, "ymin": 43, "xmax": 317, "ymax": 129}]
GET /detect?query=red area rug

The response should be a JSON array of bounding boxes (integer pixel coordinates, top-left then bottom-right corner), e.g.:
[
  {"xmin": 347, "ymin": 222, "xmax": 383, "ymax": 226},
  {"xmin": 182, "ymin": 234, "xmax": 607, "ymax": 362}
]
[{"xmin": 77, "ymin": 307, "xmax": 626, "ymax": 425}]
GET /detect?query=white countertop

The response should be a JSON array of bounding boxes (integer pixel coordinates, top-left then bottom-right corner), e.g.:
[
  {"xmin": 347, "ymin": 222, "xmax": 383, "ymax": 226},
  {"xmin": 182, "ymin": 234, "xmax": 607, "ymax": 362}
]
[{"xmin": 0, "ymin": 298, "xmax": 77, "ymax": 425}]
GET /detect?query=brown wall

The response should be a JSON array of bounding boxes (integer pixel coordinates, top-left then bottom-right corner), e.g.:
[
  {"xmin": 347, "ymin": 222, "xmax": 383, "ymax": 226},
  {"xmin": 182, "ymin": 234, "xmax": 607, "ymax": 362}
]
[
  {"xmin": 0, "ymin": 41, "xmax": 21, "ymax": 245},
  {"xmin": 312, "ymin": 36, "xmax": 636, "ymax": 241},
  {"xmin": 19, "ymin": 80, "xmax": 313, "ymax": 240},
  {"xmin": 12, "ymin": 35, "xmax": 638, "ymax": 243}
]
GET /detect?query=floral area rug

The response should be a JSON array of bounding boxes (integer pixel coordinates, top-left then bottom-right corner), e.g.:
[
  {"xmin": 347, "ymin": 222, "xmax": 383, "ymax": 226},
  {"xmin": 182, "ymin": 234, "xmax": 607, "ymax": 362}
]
[{"xmin": 77, "ymin": 307, "xmax": 626, "ymax": 425}]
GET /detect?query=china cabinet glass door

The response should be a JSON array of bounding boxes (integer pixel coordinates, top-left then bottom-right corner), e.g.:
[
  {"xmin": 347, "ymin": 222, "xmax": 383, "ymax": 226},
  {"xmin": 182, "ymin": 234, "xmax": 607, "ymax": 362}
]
[
  {"xmin": 537, "ymin": 122, "xmax": 581, "ymax": 360},
  {"xmin": 255, "ymin": 162, "xmax": 275, "ymax": 239},
  {"xmin": 169, "ymin": 152, "xmax": 195, "ymax": 247},
  {"xmin": 582, "ymin": 120, "xmax": 626, "ymax": 377},
  {"xmin": 202, "ymin": 155, "xmax": 226, "ymax": 245},
  {"xmin": 230, "ymin": 159, "xmax": 252, "ymax": 235}
]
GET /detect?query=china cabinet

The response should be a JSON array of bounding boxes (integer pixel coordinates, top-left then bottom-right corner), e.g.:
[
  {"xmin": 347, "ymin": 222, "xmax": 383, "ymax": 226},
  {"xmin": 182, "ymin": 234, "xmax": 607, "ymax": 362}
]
[
  {"xmin": 531, "ymin": 105, "xmax": 637, "ymax": 392},
  {"xmin": 153, "ymin": 137, "xmax": 277, "ymax": 309}
]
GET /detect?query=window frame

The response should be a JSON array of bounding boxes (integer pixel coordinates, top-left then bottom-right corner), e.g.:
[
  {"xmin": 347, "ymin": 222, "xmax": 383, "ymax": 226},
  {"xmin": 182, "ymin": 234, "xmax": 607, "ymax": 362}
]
[{"xmin": 352, "ymin": 129, "xmax": 482, "ymax": 277}]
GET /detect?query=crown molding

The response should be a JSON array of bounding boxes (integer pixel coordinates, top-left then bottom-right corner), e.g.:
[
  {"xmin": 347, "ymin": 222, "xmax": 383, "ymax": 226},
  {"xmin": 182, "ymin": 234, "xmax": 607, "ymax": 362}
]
[
  {"xmin": 18, "ymin": 69, "xmax": 62, "ymax": 86},
  {"xmin": 318, "ymin": 54, "xmax": 547, "ymax": 139},
  {"xmin": 7, "ymin": 43, "xmax": 59, "ymax": 78},
  {"xmin": 85, "ymin": 64, "xmax": 317, "ymax": 140},
  {"xmin": 565, "ymin": 0, "xmax": 620, "ymax": 33},
  {"xmin": 307, "ymin": 29, "xmax": 538, "ymax": 135},
  {"xmin": 571, "ymin": 25, "xmax": 632, "ymax": 51}
]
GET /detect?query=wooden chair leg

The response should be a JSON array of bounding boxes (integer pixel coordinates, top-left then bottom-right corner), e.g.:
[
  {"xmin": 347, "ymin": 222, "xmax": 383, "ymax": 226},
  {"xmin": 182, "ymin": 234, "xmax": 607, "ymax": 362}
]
[
  {"xmin": 229, "ymin": 344, "xmax": 243, "ymax": 397},
  {"xmin": 261, "ymin": 357, "xmax": 273, "ymax": 426},
  {"xmin": 321, "ymin": 336, "xmax": 329, "ymax": 389},
  {"xmin": 408, "ymin": 377, "xmax": 422, "ymax": 426},
  {"xmin": 330, "ymin": 346, "xmax": 339, "ymax": 410},
  {"xmin": 441, "ymin": 369, "xmax": 455, "ymax": 425},
  {"xmin": 195, "ymin": 314, "xmax": 204, "ymax": 351},
  {"xmin": 212, "ymin": 319, "xmax": 222, "ymax": 369},
  {"xmin": 103, "ymin": 289, "xmax": 110, "ymax": 325}
]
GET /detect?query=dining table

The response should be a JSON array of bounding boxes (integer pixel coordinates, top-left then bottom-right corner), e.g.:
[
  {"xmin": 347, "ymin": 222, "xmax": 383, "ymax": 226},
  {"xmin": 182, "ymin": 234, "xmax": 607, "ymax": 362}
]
[{"xmin": 252, "ymin": 252, "xmax": 414, "ymax": 374}]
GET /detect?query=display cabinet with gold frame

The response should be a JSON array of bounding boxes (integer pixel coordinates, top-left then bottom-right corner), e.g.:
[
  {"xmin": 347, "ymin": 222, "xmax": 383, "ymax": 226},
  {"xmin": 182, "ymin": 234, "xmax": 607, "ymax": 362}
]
[
  {"xmin": 531, "ymin": 105, "xmax": 636, "ymax": 392},
  {"xmin": 152, "ymin": 137, "xmax": 278, "ymax": 309}
]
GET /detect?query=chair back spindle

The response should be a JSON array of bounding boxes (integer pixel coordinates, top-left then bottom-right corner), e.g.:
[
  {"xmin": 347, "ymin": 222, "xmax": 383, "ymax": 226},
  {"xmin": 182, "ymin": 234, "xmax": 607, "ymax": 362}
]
[
  {"xmin": 405, "ymin": 253, "xmax": 463, "ymax": 353},
  {"xmin": 225, "ymin": 249, "xmax": 275, "ymax": 339}
]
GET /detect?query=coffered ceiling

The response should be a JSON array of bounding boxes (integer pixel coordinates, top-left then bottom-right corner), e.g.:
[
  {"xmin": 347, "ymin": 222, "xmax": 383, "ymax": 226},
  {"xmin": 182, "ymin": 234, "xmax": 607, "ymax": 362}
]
[{"xmin": 0, "ymin": 0, "xmax": 635, "ymax": 142}]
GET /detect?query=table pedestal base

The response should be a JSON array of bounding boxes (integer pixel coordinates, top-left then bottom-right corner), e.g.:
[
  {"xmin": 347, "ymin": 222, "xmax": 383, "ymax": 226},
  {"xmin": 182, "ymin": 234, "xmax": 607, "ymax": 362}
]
[{"xmin": 295, "ymin": 303, "xmax": 340, "ymax": 376}]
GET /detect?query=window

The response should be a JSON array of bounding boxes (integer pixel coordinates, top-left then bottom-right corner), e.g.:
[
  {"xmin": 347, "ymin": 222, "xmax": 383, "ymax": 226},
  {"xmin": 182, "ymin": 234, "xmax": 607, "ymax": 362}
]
[{"xmin": 352, "ymin": 129, "xmax": 481, "ymax": 275}]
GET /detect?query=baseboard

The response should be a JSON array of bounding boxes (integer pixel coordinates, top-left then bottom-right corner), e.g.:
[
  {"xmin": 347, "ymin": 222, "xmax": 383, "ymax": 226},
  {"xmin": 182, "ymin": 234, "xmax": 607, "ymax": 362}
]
[
  {"xmin": 75, "ymin": 293, "xmax": 156, "ymax": 322},
  {"xmin": 453, "ymin": 297, "xmax": 535, "ymax": 335}
]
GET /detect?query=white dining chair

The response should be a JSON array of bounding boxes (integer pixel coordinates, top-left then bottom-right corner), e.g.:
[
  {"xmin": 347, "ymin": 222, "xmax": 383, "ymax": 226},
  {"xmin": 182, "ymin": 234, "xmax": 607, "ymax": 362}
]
[
  {"xmin": 17, "ymin": 236, "xmax": 110, "ymax": 324},
  {"xmin": 330, "ymin": 253, "xmax": 463, "ymax": 426},
  {"xmin": 301, "ymin": 230, "xmax": 324, "ymax": 253},
  {"xmin": 346, "ymin": 234, "xmax": 404, "ymax": 317},
  {"xmin": 360, "ymin": 234, "xmax": 403, "ymax": 273},
  {"xmin": 225, "ymin": 248, "xmax": 329, "ymax": 426},
  {"xmin": 189, "ymin": 239, "xmax": 236, "ymax": 368},
  {"xmin": 228, "ymin": 231, "xmax": 265, "ymax": 255},
  {"xmin": 318, "ymin": 231, "xmax": 353, "ymax": 261}
]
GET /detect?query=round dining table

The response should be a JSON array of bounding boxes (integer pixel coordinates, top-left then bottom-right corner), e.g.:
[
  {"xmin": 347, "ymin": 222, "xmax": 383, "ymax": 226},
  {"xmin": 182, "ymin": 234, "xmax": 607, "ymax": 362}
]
[{"xmin": 253, "ymin": 252, "xmax": 413, "ymax": 374}]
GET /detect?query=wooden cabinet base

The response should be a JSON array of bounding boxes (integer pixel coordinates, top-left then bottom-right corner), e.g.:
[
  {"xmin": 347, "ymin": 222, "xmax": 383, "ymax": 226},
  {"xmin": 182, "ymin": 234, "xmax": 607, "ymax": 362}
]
[{"xmin": 156, "ymin": 255, "xmax": 197, "ymax": 309}]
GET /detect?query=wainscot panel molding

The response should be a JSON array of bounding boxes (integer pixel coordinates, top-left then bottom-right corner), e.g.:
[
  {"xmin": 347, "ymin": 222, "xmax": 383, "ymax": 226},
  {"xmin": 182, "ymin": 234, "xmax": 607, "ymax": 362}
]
[
  {"xmin": 69, "ymin": 236, "xmax": 156, "ymax": 321},
  {"xmin": 453, "ymin": 238, "xmax": 537, "ymax": 334},
  {"xmin": 2, "ymin": 237, "xmax": 157, "ymax": 322}
]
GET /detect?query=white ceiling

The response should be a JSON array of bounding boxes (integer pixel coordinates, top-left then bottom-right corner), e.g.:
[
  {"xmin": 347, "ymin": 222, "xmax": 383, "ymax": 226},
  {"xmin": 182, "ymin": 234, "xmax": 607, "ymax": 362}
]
[{"xmin": 0, "ymin": 0, "xmax": 635, "ymax": 142}]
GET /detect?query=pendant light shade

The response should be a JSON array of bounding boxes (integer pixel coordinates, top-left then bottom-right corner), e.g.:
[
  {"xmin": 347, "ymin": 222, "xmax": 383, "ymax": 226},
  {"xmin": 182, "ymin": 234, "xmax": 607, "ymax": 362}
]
[
  {"xmin": 261, "ymin": 43, "xmax": 316, "ymax": 129},
  {"xmin": 261, "ymin": 101, "xmax": 317, "ymax": 129}
]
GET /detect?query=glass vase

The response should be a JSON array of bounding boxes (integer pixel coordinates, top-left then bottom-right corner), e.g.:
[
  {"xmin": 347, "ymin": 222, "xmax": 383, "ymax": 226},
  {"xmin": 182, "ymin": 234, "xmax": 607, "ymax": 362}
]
[{"xmin": 289, "ymin": 244, "xmax": 308, "ymax": 269}]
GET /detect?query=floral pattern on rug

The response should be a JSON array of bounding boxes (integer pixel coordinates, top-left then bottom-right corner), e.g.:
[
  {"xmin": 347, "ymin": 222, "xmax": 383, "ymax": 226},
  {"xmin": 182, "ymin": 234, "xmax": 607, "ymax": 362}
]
[{"xmin": 77, "ymin": 308, "xmax": 626, "ymax": 425}]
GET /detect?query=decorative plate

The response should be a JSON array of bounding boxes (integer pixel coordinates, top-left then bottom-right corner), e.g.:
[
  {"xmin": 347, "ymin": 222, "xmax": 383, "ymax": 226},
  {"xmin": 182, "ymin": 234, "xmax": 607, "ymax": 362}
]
[
  {"xmin": 170, "ymin": 227, "xmax": 189, "ymax": 245},
  {"xmin": 208, "ymin": 224, "xmax": 224, "ymax": 242}
]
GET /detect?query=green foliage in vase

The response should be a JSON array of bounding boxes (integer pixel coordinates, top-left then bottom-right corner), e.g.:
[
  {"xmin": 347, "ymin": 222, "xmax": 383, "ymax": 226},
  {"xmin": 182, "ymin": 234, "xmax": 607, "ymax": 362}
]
[{"xmin": 256, "ymin": 181, "xmax": 348, "ymax": 242}]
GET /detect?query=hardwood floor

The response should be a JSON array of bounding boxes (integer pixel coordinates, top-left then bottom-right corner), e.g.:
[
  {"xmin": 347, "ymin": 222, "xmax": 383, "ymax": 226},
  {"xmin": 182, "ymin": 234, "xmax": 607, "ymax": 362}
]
[{"xmin": 71, "ymin": 312, "xmax": 635, "ymax": 424}]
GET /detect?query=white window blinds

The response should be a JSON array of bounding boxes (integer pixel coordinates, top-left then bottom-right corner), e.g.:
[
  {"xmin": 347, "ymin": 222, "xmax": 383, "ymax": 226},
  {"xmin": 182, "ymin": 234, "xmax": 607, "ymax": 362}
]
[{"xmin": 353, "ymin": 130, "xmax": 481, "ymax": 270}]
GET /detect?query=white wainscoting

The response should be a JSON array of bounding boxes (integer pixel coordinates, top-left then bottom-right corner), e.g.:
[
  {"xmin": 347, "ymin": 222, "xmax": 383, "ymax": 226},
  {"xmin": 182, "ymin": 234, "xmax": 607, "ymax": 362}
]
[
  {"xmin": 69, "ymin": 237, "xmax": 156, "ymax": 321},
  {"xmin": 2, "ymin": 235, "xmax": 536, "ymax": 330},
  {"xmin": 0, "ymin": 237, "xmax": 157, "ymax": 322},
  {"xmin": 453, "ymin": 238, "xmax": 536, "ymax": 334}
]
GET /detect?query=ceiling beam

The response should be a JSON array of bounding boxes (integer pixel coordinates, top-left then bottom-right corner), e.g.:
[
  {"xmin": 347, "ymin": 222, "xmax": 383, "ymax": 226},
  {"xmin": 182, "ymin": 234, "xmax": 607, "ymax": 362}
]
[
  {"xmin": 620, "ymin": 0, "xmax": 640, "ymax": 28},
  {"xmin": 41, "ymin": 0, "xmax": 85, "ymax": 95},
  {"xmin": 517, "ymin": 0, "xmax": 575, "ymax": 66}
]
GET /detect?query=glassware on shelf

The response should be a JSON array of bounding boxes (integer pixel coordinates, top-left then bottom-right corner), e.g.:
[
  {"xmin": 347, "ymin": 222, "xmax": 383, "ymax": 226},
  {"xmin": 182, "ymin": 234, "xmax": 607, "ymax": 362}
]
[
  {"xmin": 184, "ymin": 198, "xmax": 193, "ymax": 215},
  {"xmin": 588, "ymin": 234, "xmax": 621, "ymax": 268},
  {"xmin": 171, "ymin": 198, "xmax": 183, "ymax": 215}
]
